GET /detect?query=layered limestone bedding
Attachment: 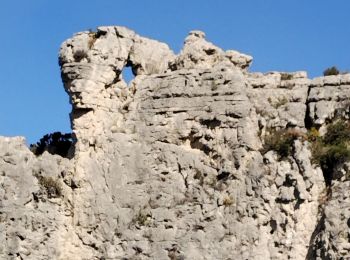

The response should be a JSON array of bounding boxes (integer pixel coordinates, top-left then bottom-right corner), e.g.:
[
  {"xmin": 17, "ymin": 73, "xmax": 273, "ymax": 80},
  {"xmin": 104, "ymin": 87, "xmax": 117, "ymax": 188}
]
[{"xmin": 1, "ymin": 26, "xmax": 350, "ymax": 259}]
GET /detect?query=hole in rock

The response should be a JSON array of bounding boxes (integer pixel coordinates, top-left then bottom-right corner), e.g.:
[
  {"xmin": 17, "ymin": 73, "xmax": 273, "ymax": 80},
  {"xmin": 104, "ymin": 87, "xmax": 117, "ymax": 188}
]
[
  {"xmin": 217, "ymin": 171, "xmax": 230, "ymax": 181},
  {"xmin": 270, "ymin": 219, "xmax": 277, "ymax": 234},
  {"xmin": 121, "ymin": 65, "xmax": 135, "ymax": 85}
]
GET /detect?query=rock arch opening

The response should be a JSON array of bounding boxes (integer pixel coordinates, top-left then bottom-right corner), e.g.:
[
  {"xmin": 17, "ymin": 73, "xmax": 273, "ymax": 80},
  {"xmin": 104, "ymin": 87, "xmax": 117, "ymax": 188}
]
[{"xmin": 121, "ymin": 65, "xmax": 135, "ymax": 85}]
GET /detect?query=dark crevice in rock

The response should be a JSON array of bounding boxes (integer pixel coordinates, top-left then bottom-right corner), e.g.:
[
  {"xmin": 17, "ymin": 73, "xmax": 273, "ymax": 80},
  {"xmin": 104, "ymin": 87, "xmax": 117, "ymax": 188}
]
[
  {"xmin": 154, "ymin": 111, "xmax": 167, "ymax": 115},
  {"xmin": 346, "ymin": 218, "xmax": 350, "ymax": 228},
  {"xmin": 113, "ymin": 27, "xmax": 124, "ymax": 38},
  {"xmin": 105, "ymin": 69, "xmax": 121, "ymax": 89},
  {"xmin": 16, "ymin": 253, "xmax": 24, "ymax": 260},
  {"xmin": 225, "ymin": 112, "xmax": 242, "ymax": 119},
  {"xmin": 32, "ymin": 192, "xmax": 39, "ymax": 203},
  {"xmin": 71, "ymin": 108, "xmax": 93, "ymax": 120},
  {"xmin": 280, "ymin": 219, "xmax": 288, "ymax": 232},
  {"xmin": 293, "ymin": 189, "xmax": 305, "ymax": 210},
  {"xmin": 275, "ymin": 197, "xmax": 292, "ymax": 204},
  {"xmin": 199, "ymin": 118, "xmax": 221, "ymax": 129},
  {"xmin": 77, "ymin": 233, "xmax": 100, "ymax": 252},
  {"xmin": 282, "ymin": 174, "xmax": 296, "ymax": 188},
  {"xmin": 304, "ymin": 85, "xmax": 313, "ymax": 129},
  {"xmin": 95, "ymin": 29, "xmax": 107, "ymax": 38},
  {"xmin": 172, "ymin": 110, "xmax": 188, "ymax": 114},
  {"xmin": 306, "ymin": 213, "xmax": 326, "ymax": 260},
  {"xmin": 216, "ymin": 171, "xmax": 230, "ymax": 181},
  {"xmin": 204, "ymin": 48, "xmax": 217, "ymax": 55},
  {"xmin": 178, "ymin": 163, "xmax": 188, "ymax": 189},
  {"xmin": 323, "ymin": 169, "xmax": 334, "ymax": 187},
  {"xmin": 167, "ymin": 245, "xmax": 185, "ymax": 260},
  {"xmin": 16, "ymin": 234, "xmax": 25, "ymax": 241},
  {"xmin": 182, "ymin": 133, "xmax": 211, "ymax": 156},
  {"xmin": 64, "ymin": 178, "xmax": 78, "ymax": 190},
  {"xmin": 270, "ymin": 219, "xmax": 277, "ymax": 234},
  {"xmin": 73, "ymin": 50, "xmax": 88, "ymax": 62}
]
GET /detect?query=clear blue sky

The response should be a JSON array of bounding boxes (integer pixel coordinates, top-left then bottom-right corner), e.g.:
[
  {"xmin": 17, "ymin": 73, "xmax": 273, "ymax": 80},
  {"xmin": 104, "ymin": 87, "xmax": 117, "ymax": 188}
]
[{"xmin": 1, "ymin": 1, "xmax": 349, "ymax": 144}]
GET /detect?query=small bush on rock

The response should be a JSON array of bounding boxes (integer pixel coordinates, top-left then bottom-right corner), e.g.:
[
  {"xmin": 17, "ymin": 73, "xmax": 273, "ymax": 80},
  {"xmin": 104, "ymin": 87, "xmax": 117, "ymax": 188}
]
[
  {"xmin": 223, "ymin": 195, "xmax": 234, "ymax": 207},
  {"xmin": 310, "ymin": 120, "xmax": 350, "ymax": 185},
  {"xmin": 314, "ymin": 145, "xmax": 350, "ymax": 171},
  {"xmin": 280, "ymin": 73, "xmax": 293, "ymax": 80},
  {"xmin": 36, "ymin": 176, "xmax": 62, "ymax": 198},
  {"xmin": 132, "ymin": 209, "xmax": 151, "ymax": 227},
  {"xmin": 262, "ymin": 128, "xmax": 306, "ymax": 159},
  {"xmin": 323, "ymin": 120, "xmax": 350, "ymax": 145},
  {"xmin": 30, "ymin": 132, "xmax": 73, "ymax": 158},
  {"xmin": 307, "ymin": 127, "xmax": 320, "ymax": 142},
  {"xmin": 323, "ymin": 66, "xmax": 340, "ymax": 76}
]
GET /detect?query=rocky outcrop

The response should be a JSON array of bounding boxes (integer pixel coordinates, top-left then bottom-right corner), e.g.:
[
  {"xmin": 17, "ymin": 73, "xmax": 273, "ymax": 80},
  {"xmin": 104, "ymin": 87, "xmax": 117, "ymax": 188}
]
[
  {"xmin": 308, "ymin": 75, "xmax": 350, "ymax": 126},
  {"xmin": 1, "ymin": 26, "xmax": 350, "ymax": 259},
  {"xmin": 0, "ymin": 137, "xmax": 78, "ymax": 259}
]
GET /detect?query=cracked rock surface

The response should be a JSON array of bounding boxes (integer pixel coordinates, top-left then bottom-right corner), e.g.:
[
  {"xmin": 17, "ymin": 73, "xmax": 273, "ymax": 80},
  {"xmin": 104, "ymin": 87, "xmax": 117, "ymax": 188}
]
[{"xmin": 1, "ymin": 26, "xmax": 350, "ymax": 259}]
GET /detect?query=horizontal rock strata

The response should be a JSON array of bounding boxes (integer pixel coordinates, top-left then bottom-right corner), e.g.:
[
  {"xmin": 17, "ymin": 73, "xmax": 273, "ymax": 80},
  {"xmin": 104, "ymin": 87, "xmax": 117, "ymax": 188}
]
[{"xmin": 1, "ymin": 26, "xmax": 350, "ymax": 259}]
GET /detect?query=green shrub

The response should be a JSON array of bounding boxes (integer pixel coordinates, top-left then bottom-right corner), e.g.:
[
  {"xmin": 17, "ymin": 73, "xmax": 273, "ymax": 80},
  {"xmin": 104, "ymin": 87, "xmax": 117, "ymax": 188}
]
[
  {"xmin": 323, "ymin": 66, "xmax": 340, "ymax": 76},
  {"xmin": 307, "ymin": 127, "xmax": 321, "ymax": 142},
  {"xmin": 30, "ymin": 132, "xmax": 73, "ymax": 158},
  {"xmin": 323, "ymin": 120, "xmax": 350, "ymax": 145},
  {"xmin": 263, "ymin": 121, "xmax": 350, "ymax": 185},
  {"xmin": 262, "ymin": 129, "xmax": 306, "ymax": 159},
  {"xmin": 312, "ymin": 142, "xmax": 350, "ymax": 185},
  {"xmin": 316, "ymin": 145, "xmax": 350, "ymax": 171},
  {"xmin": 310, "ymin": 120, "xmax": 350, "ymax": 185},
  {"xmin": 280, "ymin": 73, "xmax": 293, "ymax": 80},
  {"xmin": 36, "ymin": 176, "xmax": 62, "ymax": 198}
]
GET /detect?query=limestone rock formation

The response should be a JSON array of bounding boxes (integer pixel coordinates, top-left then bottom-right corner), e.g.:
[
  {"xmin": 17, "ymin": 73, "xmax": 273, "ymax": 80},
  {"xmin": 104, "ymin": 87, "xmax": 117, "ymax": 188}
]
[{"xmin": 1, "ymin": 26, "xmax": 350, "ymax": 259}]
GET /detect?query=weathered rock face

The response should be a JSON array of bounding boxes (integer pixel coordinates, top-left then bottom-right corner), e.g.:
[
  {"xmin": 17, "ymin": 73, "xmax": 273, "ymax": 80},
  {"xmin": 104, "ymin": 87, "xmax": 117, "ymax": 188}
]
[
  {"xmin": 1, "ymin": 26, "xmax": 350, "ymax": 259},
  {"xmin": 308, "ymin": 75, "xmax": 350, "ymax": 126}
]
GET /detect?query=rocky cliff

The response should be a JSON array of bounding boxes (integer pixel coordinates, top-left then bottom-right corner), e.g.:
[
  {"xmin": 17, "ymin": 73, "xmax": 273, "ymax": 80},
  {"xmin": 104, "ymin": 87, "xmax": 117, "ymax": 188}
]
[{"xmin": 1, "ymin": 26, "xmax": 350, "ymax": 260}]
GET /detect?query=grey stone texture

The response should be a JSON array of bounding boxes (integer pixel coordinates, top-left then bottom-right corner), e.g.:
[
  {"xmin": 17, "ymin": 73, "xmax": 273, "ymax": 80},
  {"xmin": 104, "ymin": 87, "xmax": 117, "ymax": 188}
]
[{"xmin": 1, "ymin": 26, "xmax": 349, "ymax": 259}]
